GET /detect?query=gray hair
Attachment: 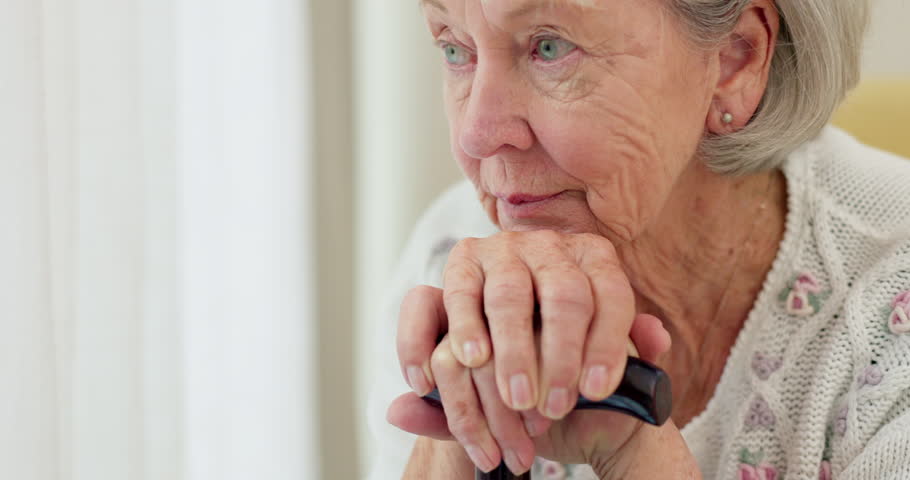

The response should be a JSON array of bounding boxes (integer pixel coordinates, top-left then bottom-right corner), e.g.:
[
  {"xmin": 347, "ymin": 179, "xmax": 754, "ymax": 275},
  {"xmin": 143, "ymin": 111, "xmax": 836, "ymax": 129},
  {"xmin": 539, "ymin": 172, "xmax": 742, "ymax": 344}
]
[{"xmin": 670, "ymin": 1, "xmax": 871, "ymax": 175}]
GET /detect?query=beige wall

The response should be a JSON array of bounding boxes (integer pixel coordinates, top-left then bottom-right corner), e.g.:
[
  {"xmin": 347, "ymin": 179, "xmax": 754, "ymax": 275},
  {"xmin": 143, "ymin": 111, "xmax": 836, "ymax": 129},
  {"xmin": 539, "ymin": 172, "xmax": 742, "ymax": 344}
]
[
  {"xmin": 346, "ymin": 2, "xmax": 910, "ymax": 477},
  {"xmin": 865, "ymin": 0, "xmax": 910, "ymax": 74}
]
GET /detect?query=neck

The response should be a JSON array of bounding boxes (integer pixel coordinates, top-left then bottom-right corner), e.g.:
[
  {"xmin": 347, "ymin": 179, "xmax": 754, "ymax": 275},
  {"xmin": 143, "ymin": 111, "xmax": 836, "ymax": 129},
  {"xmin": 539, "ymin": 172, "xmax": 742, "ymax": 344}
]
[{"xmin": 617, "ymin": 162, "xmax": 788, "ymax": 425}]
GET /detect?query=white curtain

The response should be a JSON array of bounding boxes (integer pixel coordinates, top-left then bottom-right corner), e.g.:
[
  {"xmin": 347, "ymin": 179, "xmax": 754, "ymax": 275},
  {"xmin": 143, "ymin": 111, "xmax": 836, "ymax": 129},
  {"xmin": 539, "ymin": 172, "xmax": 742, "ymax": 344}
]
[
  {"xmin": 1, "ymin": 0, "xmax": 318, "ymax": 479},
  {"xmin": 352, "ymin": 0, "xmax": 462, "ymax": 470}
]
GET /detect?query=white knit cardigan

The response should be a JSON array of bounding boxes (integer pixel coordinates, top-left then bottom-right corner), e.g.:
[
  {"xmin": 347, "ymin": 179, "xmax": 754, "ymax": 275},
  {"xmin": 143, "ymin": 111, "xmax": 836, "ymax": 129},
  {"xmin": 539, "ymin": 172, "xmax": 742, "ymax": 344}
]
[{"xmin": 364, "ymin": 127, "xmax": 910, "ymax": 480}]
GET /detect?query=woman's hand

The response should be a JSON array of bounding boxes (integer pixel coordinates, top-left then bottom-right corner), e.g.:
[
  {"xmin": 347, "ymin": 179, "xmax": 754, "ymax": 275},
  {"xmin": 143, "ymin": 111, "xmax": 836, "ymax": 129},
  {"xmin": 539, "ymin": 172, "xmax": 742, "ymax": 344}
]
[
  {"xmin": 446, "ymin": 231, "xmax": 638, "ymax": 413},
  {"xmin": 388, "ymin": 313, "xmax": 677, "ymax": 475},
  {"xmin": 388, "ymin": 231, "xmax": 676, "ymax": 474}
]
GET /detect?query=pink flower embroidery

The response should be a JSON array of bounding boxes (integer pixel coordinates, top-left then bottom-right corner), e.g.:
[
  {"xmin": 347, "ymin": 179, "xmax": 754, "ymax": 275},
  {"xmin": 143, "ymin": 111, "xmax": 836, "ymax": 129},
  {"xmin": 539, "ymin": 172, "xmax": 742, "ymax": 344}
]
[
  {"xmin": 782, "ymin": 272, "xmax": 825, "ymax": 316},
  {"xmin": 818, "ymin": 461, "xmax": 832, "ymax": 480},
  {"xmin": 738, "ymin": 463, "xmax": 778, "ymax": 480},
  {"xmin": 889, "ymin": 290, "xmax": 910, "ymax": 335},
  {"xmin": 786, "ymin": 290, "xmax": 815, "ymax": 316},
  {"xmin": 893, "ymin": 290, "xmax": 910, "ymax": 306},
  {"xmin": 540, "ymin": 460, "xmax": 567, "ymax": 479},
  {"xmin": 794, "ymin": 272, "xmax": 823, "ymax": 293},
  {"xmin": 739, "ymin": 449, "xmax": 777, "ymax": 480}
]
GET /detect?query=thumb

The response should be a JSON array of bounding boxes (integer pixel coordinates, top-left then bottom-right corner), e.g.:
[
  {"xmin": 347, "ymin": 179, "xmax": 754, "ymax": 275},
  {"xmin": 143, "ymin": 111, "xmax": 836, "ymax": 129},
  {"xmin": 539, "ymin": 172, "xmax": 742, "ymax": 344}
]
[
  {"xmin": 628, "ymin": 313, "xmax": 672, "ymax": 364},
  {"xmin": 386, "ymin": 392, "xmax": 454, "ymax": 441}
]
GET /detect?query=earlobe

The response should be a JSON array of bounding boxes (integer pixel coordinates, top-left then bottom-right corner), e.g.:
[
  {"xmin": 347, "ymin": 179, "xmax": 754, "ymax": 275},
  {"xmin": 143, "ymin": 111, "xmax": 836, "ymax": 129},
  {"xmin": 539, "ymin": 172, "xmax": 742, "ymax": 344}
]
[{"xmin": 707, "ymin": 106, "xmax": 739, "ymax": 134}]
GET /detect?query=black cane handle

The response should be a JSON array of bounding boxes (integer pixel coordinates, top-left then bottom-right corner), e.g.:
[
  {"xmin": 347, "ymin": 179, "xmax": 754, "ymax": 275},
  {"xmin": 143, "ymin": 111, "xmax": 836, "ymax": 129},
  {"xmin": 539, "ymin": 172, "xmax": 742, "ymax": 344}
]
[{"xmin": 422, "ymin": 356, "xmax": 672, "ymax": 479}]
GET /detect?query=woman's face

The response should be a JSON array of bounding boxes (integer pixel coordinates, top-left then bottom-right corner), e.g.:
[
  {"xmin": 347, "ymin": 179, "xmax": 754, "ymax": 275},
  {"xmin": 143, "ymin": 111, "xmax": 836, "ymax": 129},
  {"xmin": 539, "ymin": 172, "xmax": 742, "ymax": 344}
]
[{"xmin": 422, "ymin": 0, "xmax": 720, "ymax": 241}]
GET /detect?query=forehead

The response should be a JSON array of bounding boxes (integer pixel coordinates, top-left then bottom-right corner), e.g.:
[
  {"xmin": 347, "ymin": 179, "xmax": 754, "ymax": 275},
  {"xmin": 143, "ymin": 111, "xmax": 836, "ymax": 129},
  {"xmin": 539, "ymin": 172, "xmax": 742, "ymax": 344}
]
[{"xmin": 420, "ymin": 0, "xmax": 604, "ymax": 20}]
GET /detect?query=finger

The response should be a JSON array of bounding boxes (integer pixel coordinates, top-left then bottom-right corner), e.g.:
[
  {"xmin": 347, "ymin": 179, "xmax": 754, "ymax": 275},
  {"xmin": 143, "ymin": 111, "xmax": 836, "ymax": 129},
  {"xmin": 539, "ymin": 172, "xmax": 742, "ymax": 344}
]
[
  {"xmin": 574, "ymin": 236, "xmax": 636, "ymax": 402},
  {"xmin": 519, "ymin": 409, "xmax": 553, "ymax": 439},
  {"xmin": 397, "ymin": 285, "xmax": 447, "ymax": 396},
  {"xmin": 629, "ymin": 313, "xmax": 672, "ymax": 364},
  {"xmin": 443, "ymin": 239, "xmax": 491, "ymax": 368},
  {"xmin": 482, "ymin": 255, "xmax": 538, "ymax": 411},
  {"xmin": 431, "ymin": 336, "xmax": 501, "ymax": 473},
  {"xmin": 472, "ymin": 358, "xmax": 536, "ymax": 475},
  {"xmin": 528, "ymin": 255, "xmax": 593, "ymax": 420},
  {"xmin": 386, "ymin": 392, "xmax": 453, "ymax": 441}
]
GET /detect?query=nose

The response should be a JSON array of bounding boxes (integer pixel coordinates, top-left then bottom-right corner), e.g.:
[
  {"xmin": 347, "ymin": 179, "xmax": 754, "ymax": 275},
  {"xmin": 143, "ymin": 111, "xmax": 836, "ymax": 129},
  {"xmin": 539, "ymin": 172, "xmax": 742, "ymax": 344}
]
[{"xmin": 458, "ymin": 65, "xmax": 534, "ymax": 159}]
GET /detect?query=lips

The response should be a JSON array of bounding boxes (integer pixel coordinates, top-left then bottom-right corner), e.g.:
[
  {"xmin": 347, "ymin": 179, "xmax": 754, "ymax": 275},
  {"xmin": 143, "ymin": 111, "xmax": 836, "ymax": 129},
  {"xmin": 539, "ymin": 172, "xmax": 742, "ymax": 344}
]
[
  {"xmin": 496, "ymin": 191, "xmax": 567, "ymax": 220},
  {"xmin": 500, "ymin": 192, "xmax": 564, "ymax": 205}
]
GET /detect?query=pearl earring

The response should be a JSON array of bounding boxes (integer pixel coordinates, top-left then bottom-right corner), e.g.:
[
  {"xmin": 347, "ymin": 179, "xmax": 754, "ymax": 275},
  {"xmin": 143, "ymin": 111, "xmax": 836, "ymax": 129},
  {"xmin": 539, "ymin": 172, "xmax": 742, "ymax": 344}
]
[{"xmin": 722, "ymin": 112, "xmax": 734, "ymax": 125}]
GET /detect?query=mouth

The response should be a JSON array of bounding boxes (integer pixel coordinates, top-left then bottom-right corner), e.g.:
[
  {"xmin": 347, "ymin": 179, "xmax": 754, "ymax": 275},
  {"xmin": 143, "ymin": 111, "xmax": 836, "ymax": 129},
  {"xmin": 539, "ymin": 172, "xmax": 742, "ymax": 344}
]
[
  {"xmin": 502, "ymin": 193, "xmax": 563, "ymax": 205},
  {"xmin": 496, "ymin": 191, "xmax": 568, "ymax": 219}
]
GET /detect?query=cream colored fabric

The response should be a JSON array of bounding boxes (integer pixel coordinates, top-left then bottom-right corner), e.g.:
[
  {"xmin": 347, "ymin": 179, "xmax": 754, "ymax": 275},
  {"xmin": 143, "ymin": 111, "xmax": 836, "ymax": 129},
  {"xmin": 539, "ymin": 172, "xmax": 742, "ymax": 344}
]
[{"xmin": 365, "ymin": 127, "xmax": 910, "ymax": 479}]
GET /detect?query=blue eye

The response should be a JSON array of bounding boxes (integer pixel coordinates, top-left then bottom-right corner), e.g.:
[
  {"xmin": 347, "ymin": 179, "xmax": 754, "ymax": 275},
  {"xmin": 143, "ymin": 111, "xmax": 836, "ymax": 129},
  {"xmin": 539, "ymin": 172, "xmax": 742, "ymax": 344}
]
[
  {"xmin": 441, "ymin": 43, "xmax": 471, "ymax": 66},
  {"xmin": 535, "ymin": 38, "xmax": 577, "ymax": 62}
]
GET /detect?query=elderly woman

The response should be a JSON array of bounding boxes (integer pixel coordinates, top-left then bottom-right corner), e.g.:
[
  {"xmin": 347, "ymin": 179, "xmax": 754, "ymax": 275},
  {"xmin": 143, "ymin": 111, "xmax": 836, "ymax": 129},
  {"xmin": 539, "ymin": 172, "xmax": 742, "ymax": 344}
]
[{"xmin": 367, "ymin": 0, "xmax": 910, "ymax": 478}]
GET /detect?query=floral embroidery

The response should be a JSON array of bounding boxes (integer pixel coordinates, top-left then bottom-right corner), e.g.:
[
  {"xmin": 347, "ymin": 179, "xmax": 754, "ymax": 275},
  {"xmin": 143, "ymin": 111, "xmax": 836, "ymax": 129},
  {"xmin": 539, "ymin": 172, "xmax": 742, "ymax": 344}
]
[
  {"xmin": 752, "ymin": 352, "xmax": 782, "ymax": 380},
  {"xmin": 779, "ymin": 272, "xmax": 827, "ymax": 316},
  {"xmin": 834, "ymin": 406, "xmax": 848, "ymax": 436},
  {"xmin": 738, "ymin": 449, "xmax": 778, "ymax": 480},
  {"xmin": 818, "ymin": 461, "xmax": 832, "ymax": 480},
  {"xmin": 745, "ymin": 395, "xmax": 776, "ymax": 430},
  {"xmin": 857, "ymin": 364, "xmax": 883, "ymax": 387},
  {"xmin": 888, "ymin": 290, "xmax": 910, "ymax": 335}
]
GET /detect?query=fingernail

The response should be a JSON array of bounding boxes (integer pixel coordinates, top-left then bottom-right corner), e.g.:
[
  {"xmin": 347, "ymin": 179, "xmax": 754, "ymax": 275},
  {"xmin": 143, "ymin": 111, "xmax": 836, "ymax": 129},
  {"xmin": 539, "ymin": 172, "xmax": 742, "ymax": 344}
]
[
  {"xmin": 510, "ymin": 373, "xmax": 533, "ymax": 409},
  {"xmin": 407, "ymin": 366, "xmax": 430, "ymax": 396},
  {"xmin": 523, "ymin": 418, "xmax": 537, "ymax": 437},
  {"xmin": 463, "ymin": 341, "xmax": 481, "ymax": 365},
  {"xmin": 465, "ymin": 444, "xmax": 496, "ymax": 472},
  {"xmin": 503, "ymin": 449, "xmax": 526, "ymax": 474},
  {"xmin": 583, "ymin": 365, "xmax": 609, "ymax": 399},
  {"xmin": 545, "ymin": 388, "xmax": 569, "ymax": 419}
]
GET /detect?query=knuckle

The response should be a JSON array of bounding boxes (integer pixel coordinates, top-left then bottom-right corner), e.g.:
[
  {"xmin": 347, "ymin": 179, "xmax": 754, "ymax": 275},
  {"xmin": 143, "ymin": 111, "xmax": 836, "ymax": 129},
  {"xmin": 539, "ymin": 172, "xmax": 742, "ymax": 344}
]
[
  {"xmin": 530, "ymin": 229, "xmax": 563, "ymax": 245},
  {"xmin": 443, "ymin": 261, "xmax": 477, "ymax": 284},
  {"xmin": 449, "ymin": 237, "xmax": 480, "ymax": 258},
  {"xmin": 430, "ymin": 344, "xmax": 460, "ymax": 372},
  {"xmin": 484, "ymin": 279, "xmax": 531, "ymax": 311},
  {"xmin": 587, "ymin": 267, "xmax": 632, "ymax": 295},
  {"xmin": 443, "ymin": 284, "xmax": 482, "ymax": 309},
  {"xmin": 582, "ymin": 232, "xmax": 616, "ymax": 253},
  {"xmin": 539, "ymin": 283, "xmax": 593, "ymax": 317},
  {"xmin": 446, "ymin": 405, "xmax": 485, "ymax": 439},
  {"xmin": 487, "ymin": 426, "xmax": 521, "ymax": 449}
]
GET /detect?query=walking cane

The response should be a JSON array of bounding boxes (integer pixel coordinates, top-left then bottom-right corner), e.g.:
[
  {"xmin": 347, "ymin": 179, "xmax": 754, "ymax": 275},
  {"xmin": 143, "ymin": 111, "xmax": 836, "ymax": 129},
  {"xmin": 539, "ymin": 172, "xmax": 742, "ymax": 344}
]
[{"xmin": 423, "ymin": 356, "xmax": 671, "ymax": 479}]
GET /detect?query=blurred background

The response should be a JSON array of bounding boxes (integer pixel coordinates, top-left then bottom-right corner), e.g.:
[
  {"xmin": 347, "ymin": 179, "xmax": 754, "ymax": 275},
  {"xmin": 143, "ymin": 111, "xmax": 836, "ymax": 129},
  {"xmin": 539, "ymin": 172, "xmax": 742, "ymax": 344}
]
[{"xmin": 1, "ymin": 0, "xmax": 907, "ymax": 479}]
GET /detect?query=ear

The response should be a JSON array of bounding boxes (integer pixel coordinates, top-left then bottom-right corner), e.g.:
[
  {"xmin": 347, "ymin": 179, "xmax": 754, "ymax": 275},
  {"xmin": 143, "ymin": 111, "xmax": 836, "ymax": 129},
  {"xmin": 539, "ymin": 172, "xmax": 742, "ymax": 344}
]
[{"xmin": 707, "ymin": 0, "xmax": 780, "ymax": 134}]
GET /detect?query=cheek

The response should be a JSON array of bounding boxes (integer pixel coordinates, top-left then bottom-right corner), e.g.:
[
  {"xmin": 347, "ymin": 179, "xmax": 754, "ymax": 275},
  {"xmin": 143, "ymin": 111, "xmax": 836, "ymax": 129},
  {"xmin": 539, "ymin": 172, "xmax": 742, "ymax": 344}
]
[
  {"xmin": 527, "ymin": 45, "xmax": 711, "ymax": 239},
  {"xmin": 530, "ymin": 88, "xmax": 686, "ymax": 240},
  {"xmin": 444, "ymin": 82, "xmax": 477, "ymax": 178}
]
